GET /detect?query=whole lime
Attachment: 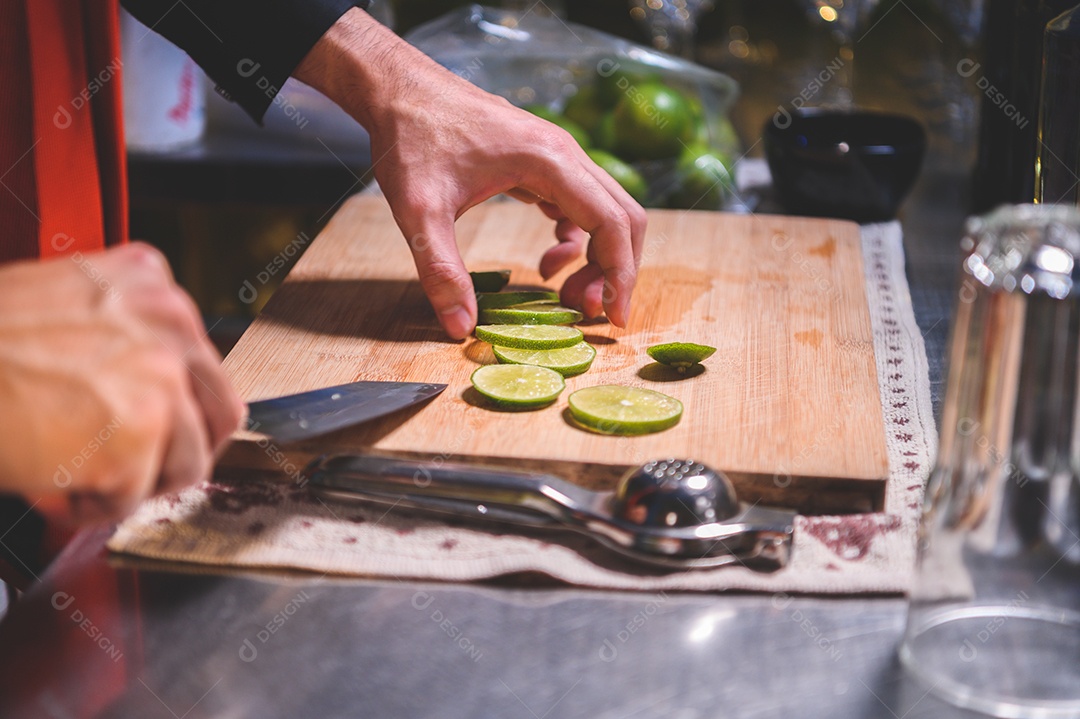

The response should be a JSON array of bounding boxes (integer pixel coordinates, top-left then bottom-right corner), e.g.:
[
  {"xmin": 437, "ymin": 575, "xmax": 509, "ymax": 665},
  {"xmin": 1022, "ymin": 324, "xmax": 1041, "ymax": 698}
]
[
  {"xmin": 667, "ymin": 145, "xmax": 734, "ymax": 210},
  {"xmin": 592, "ymin": 111, "xmax": 619, "ymax": 153},
  {"xmin": 587, "ymin": 149, "xmax": 649, "ymax": 204},
  {"xmin": 595, "ymin": 64, "xmax": 657, "ymax": 106},
  {"xmin": 563, "ymin": 85, "xmax": 605, "ymax": 135},
  {"xmin": 711, "ymin": 116, "xmax": 742, "ymax": 157},
  {"xmin": 687, "ymin": 105, "xmax": 741, "ymax": 157},
  {"xmin": 611, "ymin": 83, "xmax": 694, "ymax": 161},
  {"xmin": 685, "ymin": 93, "xmax": 709, "ymax": 146},
  {"xmin": 665, "ymin": 91, "xmax": 742, "ymax": 157},
  {"xmin": 523, "ymin": 104, "xmax": 591, "ymax": 149}
]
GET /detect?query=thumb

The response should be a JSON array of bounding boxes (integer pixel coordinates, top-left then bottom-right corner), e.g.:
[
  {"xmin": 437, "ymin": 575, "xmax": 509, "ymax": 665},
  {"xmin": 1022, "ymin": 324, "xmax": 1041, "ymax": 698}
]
[{"xmin": 399, "ymin": 214, "xmax": 476, "ymax": 340}]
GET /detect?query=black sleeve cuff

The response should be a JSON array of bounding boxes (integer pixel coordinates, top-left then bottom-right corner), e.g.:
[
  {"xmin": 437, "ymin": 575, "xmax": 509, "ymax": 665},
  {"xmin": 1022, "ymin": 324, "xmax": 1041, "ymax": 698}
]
[{"xmin": 121, "ymin": 0, "xmax": 371, "ymax": 123}]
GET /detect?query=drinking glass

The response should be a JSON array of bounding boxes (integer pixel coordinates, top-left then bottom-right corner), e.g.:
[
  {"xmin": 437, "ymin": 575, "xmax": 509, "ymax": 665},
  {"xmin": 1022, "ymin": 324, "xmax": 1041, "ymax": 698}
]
[{"xmin": 900, "ymin": 204, "xmax": 1080, "ymax": 717}]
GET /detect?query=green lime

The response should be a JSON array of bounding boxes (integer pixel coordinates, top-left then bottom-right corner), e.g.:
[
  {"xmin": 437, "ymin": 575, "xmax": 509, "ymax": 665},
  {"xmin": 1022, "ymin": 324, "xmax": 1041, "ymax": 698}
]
[
  {"xmin": 711, "ymin": 116, "xmax": 742, "ymax": 157},
  {"xmin": 524, "ymin": 105, "xmax": 591, "ymax": 149},
  {"xmin": 592, "ymin": 111, "xmax": 619, "ymax": 152},
  {"xmin": 681, "ymin": 91, "xmax": 740, "ymax": 156},
  {"xmin": 493, "ymin": 343, "xmax": 596, "ymax": 377},
  {"xmin": 476, "ymin": 290, "xmax": 559, "ymax": 310},
  {"xmin": 563, "ymin": 85, "xmax": 605, "ymax": 134},
  {"xmin": 586, "ymin": 149, "xmax": 649, "ymax": 204},
  {"xmin": 646, "ymin": 342, "xmax": 717, "ymax": 370},
  {"xmin": 568, "ymin": 385, "xmax": 683, "ymax": 435},
  {"xmin": 685, "ymin": 93, "xmax": 710, "ymax": 146},
  {"xmin": 667, "ymin": 146, "xmax": 734, "ymax": 210},
  {"xmin": 469, "ymin": 270, "xmax": 511, "ymax": 293},
  {"xmin": 595, "ymin": 63, "xmax": 657, "ymax": 106},
  {"xmin": 611, "ymin": 83, "xmax": 694, "ymax": 161},
  {"xmin": 471, "ymin": 364, "xmax": 565, "ymax": 409},
  {"xmin": 474, "ymin": 324, "xmax": 584, "ymax": 350},
  {"xmin": 479, "ymin": 304, "xmax": 583, "ymax": 325}
]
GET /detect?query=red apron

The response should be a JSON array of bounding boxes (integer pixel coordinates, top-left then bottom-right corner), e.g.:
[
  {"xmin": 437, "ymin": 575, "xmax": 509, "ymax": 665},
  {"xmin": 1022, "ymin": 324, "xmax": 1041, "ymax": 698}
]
[
  {"xmin": 0, "ymin": 0, "xmax": 128, "ymax": 262},
  {"xmin": 0, "ymin": 6, "xmax": 132, "ymax": 714}
]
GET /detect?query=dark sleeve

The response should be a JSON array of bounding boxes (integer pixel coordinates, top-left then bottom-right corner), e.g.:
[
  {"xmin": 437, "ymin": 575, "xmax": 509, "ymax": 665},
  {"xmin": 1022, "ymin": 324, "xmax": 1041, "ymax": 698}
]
[{"xmin": 120, "ymin": 0, "xmax": 371, "ymax": 122}]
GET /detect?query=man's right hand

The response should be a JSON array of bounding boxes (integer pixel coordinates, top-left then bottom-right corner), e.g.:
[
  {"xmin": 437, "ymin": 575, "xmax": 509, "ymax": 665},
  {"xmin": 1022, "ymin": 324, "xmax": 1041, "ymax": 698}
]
[{"xmin": 0, "ymin": 244, "xmax": 245, "ymax": 525}]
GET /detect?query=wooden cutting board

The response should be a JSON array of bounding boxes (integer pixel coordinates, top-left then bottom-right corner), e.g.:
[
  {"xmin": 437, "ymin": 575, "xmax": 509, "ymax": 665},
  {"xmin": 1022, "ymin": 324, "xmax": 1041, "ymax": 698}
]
[{"xmin": 219, "ymin": 196, "xmax": 887, "ymax": 514}]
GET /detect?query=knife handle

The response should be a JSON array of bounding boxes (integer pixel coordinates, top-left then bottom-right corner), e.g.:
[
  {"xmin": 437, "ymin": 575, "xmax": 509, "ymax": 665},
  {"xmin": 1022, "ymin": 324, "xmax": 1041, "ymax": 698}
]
[{"xmin": 305, "ymin": 454, "xmax": 599, "ymax": 526}]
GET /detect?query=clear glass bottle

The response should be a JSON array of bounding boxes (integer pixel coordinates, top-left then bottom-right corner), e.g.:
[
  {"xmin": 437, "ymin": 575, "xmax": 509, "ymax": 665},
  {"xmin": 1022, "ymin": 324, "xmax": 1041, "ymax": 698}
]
[
  {"xmin": 1035, "ymin": 3, "xmax": 1080, "ymax": 205},
  {"xmin": 972, "ymin": 0, "xmax": 1075, "ymax": 211}
]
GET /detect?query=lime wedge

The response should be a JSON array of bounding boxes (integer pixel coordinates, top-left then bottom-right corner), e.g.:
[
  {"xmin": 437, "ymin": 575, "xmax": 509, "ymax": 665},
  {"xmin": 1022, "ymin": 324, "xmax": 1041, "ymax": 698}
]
[
  {"xmin": 470, "ymin": 364, "xmax": 565, "ymax": 408},
  {"xmin": 646, "ymin": 342, "xmax": 716, "ymax": 370},
  {"xmin": 568, "ymin": 385, "xmax": 683, "ymax": 435},
  {"xmin": 479, "ymin": 305, "xmax": 583, "ymax": 325},
  {"xmin": 476, "ymin": 291, "xmax": 559, "ymax": 310},
  {"xmin": 470, "ymin": 270, "xmax": 511, "ymax": 293},
  {"xmin": 474, "ymin": 324, "xmax": 584, "ymax": 350},
  {"xmin": 493, "ymin": 343, "xmax": 596, "ymax": 377}
]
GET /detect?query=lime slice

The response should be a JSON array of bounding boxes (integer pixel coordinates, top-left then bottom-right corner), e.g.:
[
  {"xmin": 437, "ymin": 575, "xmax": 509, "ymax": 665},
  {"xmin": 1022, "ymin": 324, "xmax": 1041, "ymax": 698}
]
[
  {"xmin": 470, "ymin": 270, "xmax": 511, "ymax": 293},
  {"xmin": 479, "ymin": 305, "xmax": 583, "ymax": 325},
  {"xmin": 493, "ymin": 343, "xmax": 596, "ymax": 377},
  {"xmin": 476, "ymin": 291, "xmax": 559, "ymax": 310},
  {"xmin": 646, "ymin": 342, "xmax": 717, "ymax": 370},
  {"xmin": 470, "ymin": 364, "xmax": 565, "ymax": 409},
  {"xmin": 568, "ymin": 385, "xmax": 683, "ymax": 435},
  {"xmin": 474, "ymin": 324, "xmax": 584, "ymax": 350}
]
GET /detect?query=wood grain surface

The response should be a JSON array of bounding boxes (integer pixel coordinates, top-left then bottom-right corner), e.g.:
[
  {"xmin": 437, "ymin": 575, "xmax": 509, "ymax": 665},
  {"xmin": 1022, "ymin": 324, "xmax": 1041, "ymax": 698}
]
[{"xmin": 219, "ymin": 196, "xmax": 888, "ymax": 513}]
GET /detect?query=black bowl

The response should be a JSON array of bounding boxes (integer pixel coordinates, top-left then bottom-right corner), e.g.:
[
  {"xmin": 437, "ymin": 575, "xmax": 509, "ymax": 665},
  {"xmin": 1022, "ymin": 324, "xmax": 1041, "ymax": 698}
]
[{"xmin": 764, "ymin": 109, "xmax": 926, "ymax": 223}]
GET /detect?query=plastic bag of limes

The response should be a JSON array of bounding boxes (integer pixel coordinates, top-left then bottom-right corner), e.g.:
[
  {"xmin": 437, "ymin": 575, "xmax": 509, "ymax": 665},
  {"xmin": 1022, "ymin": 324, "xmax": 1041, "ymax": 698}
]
[{"xmin": 406, "ymin": 6, "xmax": 741, "ymax": 211}]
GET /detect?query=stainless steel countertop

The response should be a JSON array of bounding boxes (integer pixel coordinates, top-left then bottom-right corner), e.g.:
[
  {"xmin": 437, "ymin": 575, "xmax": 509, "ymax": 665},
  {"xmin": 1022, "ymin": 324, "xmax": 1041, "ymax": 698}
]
[
  {"xmin": 0, "ymin": 168, "xmax": 975, "ymax": 718},
  {"xmin": 0, "ymin": 525, "xmax": 983, "ymax": 719}
]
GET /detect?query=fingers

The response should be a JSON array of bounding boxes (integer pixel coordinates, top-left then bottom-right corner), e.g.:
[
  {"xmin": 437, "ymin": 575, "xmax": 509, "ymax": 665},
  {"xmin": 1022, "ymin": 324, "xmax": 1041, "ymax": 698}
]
[
  {"xmin": 116, "ymin": 244, "xmax": 244, "ymax": 452},
  {"xmin": 181, "ymin": 332, "xmax": 246, "ymax": 455},
  {"xmin": 99, "ymin": 244, "xmax": 240, "ymax": 504},
  {"xmin": 156, "ymin": 377, "xmax": 214, "ymax": 496},
  {"xmin": 507, "ymin": 194, "xmax": 591, "ymax": 280},
  {"xmin": 539, "ymin": 218, "xmax": 590, "ymax": 280},
  {"xmin": 0, "ymin": 243, "xmax": 246, "ymax": 528},
  {"xmin": 394, "ymin": 208, "xmax": 476, "ymax": 340},
  {"xmin": 516, "ymin": 141, "xmax": 646, "ymax": 327},
  {"xmin": 561, "ymin": 263, "xmax": 606, "ymax": 319},
  {"xmin": 33, "ymin": 439, "xmax": 160, "ymax": 526},
  {"xmin": 571, "ymin": 153, "xmax": 647, "ymax": 325}
]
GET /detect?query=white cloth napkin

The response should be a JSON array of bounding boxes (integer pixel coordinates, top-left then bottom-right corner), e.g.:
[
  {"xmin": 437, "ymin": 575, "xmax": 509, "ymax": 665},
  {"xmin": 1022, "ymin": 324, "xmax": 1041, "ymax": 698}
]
[{"xmin": 108, "ymin": 221, "xmax": 937, "ymax": 594}]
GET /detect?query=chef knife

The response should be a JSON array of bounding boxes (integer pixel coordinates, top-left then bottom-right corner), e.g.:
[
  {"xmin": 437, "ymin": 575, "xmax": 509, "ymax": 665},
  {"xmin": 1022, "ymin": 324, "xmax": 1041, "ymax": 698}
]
[{"xmin": 244, "ymin": 381, "xmax": 446, "ymax": 443}]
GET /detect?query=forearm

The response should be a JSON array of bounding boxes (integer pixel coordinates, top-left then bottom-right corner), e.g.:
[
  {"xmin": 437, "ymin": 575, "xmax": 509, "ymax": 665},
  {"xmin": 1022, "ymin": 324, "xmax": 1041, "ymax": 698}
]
[{"xmin": 293, "ymin": 8, "xmax": 449, "ymax": 135}]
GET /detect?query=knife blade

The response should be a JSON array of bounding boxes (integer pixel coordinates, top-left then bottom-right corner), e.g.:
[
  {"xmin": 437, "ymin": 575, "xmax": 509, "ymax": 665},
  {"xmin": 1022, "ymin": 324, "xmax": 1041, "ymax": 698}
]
[{"xmin": 244, "ymin": 381, "xmax": 446, "ymax": 443}]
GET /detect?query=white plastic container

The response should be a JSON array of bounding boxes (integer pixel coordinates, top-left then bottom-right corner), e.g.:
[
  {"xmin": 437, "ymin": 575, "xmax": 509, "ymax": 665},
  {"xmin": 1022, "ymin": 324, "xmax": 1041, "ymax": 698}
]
[{"xmin": 120, "ymin": 9, "xmax": 206, "ymax": 152}]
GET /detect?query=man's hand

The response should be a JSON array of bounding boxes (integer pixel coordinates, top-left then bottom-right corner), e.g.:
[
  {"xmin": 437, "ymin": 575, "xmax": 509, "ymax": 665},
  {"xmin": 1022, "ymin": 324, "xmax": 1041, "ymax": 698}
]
[
  {"xmin": 295, "ymin": 9, "xmax": 647, "ymax": 340},
  {"xmin": 0, "ymin": 244, "xmax": 246, "ymax": 525}
]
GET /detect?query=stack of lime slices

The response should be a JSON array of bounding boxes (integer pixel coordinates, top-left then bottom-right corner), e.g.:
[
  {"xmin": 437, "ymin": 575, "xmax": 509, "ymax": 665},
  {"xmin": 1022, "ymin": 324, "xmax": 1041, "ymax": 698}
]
[
  {"xmin": 473, "ymin": 287, "xmax": 595, "ymax": 380},
  {"xmin": 474, "ymin": 322, "xmax": 596, "ymax": 381},
  {"xmin": 471, "ymin": 284, "xmax": 594, "ymax": 409},
  {"xmin": 466, "ymin": 279, "xmax": 690, "ymax": 435}
]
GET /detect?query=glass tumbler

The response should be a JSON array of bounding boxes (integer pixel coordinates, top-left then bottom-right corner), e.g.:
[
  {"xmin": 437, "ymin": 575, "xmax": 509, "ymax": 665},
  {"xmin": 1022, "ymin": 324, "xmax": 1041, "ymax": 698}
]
[{"xmin": 900, "ymin": 204, "xmax": 1080, "ymax": 717}]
